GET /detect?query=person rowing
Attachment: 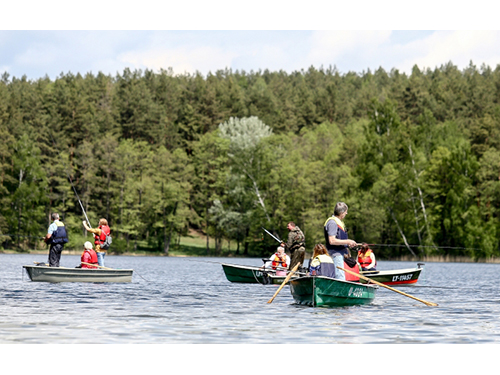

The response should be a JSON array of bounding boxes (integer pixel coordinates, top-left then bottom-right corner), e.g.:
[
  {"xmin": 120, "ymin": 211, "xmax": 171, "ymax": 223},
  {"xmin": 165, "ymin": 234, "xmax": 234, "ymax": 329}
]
[
  {"xmin": 79, "ymin": 241, "xmax": 98, "ymax": 269},
  {"xmin": 264, "ymin": 244, "xmax": 290, "ymax": 276}
]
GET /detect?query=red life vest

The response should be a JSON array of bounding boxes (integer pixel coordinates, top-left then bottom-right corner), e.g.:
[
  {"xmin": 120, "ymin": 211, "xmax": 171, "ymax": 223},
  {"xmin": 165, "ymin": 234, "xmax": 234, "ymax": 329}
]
[
  {"xmin": 344, "ymin": 261, "xmax": 360, "ymax": 282},
  {"xmin": 358, "ymin": 249, "xmax": 376, "ymax": 268},
  {"xmin": 94, "ymin": 225, "xmax": 110, "ymax": 246},
  {"xmin": 271, "ymin": 253, "xmax": 287, "ymax": 270},
  {"xmin": 81, "ymin": 249, "xmax": 98, "ymax": 268}
]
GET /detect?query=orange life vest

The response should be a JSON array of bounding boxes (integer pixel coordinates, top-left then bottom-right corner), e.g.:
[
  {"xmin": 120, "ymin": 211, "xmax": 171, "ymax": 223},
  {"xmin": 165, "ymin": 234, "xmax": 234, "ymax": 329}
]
[
  {"xmin": 271, "ymin": 253, "xmax": 287, "ymax": 270},
  {"xmin": 358, "ymin": 249, "xmax": 376, "ymax": 268}
]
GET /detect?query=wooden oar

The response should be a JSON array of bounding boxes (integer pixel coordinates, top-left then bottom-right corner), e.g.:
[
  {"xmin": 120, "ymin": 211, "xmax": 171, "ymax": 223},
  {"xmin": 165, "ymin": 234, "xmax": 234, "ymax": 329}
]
[
  {"xmin": 338, "ymin": 266, "xmax": 438, "ymax": 307},
  {"xmin": 267, "ymin": 263, "xmax": 301, "ymax": 304},
  {"xmin": 81, "ymin": 262, "xmax": 113, "ymax": 270}
]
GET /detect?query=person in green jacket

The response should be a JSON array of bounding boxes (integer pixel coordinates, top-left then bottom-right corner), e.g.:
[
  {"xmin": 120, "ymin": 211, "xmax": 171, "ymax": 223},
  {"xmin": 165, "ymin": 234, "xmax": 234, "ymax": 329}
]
[{"xmin": 284, "ymin": 221, "xmax": 305, "ymax": 271}]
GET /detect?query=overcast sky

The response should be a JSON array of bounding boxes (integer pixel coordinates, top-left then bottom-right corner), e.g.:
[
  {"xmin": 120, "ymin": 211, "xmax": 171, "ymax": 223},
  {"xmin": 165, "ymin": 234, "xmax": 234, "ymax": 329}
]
[{"xmin": 2, "ymin": 2, "xmax": 500, "ymax": 80}]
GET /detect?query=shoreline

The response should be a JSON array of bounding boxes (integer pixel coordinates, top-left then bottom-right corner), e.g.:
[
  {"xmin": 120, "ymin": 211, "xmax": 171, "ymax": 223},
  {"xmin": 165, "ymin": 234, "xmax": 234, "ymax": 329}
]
[{"xmin": 2, "ymin": 249, "xmax": 500, "ymax": 264}]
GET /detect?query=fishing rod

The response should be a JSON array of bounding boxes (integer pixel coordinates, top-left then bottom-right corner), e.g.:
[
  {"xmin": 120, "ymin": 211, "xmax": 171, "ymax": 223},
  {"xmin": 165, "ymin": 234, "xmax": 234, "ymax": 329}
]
[
  {"xmin": 48, "ymin": 132, "xmax": 92, "ymax": 229},
  {"xmin": 262, "ymin": 227, "xmax": 282, "ymax": 244},
  {"xmin": 365, "ymin": 243, "xmax": 484, "ymax": 252}
]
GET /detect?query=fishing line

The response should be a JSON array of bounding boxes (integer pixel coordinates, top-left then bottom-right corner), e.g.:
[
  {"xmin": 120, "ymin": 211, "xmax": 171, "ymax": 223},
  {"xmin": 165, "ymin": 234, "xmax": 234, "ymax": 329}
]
[
  {"xmin": 367, "ymin": 243, "xmax": 484, "ymax": 252},
  {"xmin": 409, "ymin": 285, "xmax": 478, "ymax": 290},
  {"xmin": 133, "ymin": 270, "xmax": 150, "ymax": 282}
]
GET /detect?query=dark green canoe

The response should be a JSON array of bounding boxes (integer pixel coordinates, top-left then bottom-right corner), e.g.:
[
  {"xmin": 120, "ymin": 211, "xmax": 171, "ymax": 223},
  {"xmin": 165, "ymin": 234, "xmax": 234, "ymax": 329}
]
[
  {"xmin": 221, "ymin": 263, "xmax": 292, "ymax": 285},
  {"xmin": 289, "ymin": 276, "xmax": 377, "ymax": 307}
]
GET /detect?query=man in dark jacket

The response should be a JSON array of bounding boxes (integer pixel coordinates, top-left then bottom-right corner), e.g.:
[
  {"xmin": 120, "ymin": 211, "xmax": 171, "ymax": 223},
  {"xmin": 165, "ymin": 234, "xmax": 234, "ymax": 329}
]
[{"xmin": 44, "ymin": 213, "xmax": 68, "ymax": 267}]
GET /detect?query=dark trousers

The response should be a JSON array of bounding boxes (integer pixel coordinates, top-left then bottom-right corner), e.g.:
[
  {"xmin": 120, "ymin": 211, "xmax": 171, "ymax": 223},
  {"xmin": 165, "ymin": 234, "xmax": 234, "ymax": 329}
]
[
  {"xmin": 290, "ymin": 247, "xmax": 305, "ymax": 271},
  {"xmin": 48, "ymin": 243, "xmax": 64, "ymax": 267}
]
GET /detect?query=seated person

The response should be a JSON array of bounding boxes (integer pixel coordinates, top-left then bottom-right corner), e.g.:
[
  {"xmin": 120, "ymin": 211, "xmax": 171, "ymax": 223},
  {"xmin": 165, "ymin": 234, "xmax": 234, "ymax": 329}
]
[
  {"xmin": 266, "ymin": 245, "xmax": 290, "ymax": 276},
  {"xmin": 309, "ymin": 244, "xmax": 336, "ymax": 278},
  {"xmin": 81, "ymin": 241, "xmax": 99, "ymax": 269},
  {"xmin": 357, "ymin": 243, "xmax": 377, "ymax": 271}
]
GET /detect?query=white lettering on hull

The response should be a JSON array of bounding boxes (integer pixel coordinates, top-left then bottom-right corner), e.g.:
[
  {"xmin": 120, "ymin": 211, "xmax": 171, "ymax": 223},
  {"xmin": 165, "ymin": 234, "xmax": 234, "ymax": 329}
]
[
  {"xmin": 392, "ymin": 273, "xmax": 413, "ymax": 282},
  {"xmin": 348, "ymin": 287, "xmax": 364, "ymax": 298}
]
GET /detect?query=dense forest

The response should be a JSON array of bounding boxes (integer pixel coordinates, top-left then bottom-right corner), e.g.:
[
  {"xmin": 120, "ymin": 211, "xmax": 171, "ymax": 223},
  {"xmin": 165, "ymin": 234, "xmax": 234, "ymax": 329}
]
[{"xmin": 1, "ymin": 61, "xmax": 500, "ymax": 260}]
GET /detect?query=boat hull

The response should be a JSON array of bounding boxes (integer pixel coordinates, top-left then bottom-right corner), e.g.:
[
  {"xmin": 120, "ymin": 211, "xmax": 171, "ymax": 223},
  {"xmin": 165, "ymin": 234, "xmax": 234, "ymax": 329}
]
[
  {"xmin": 221, "ymin": 263, "xmax": 288, "ymax": 285},
  {"xmin": 290, "ymin": 276, "xmax": 377, "ymax": 307},
  {"xmin": 359, "ymin": 266, "xmax": 423, "ymax": 285},
  {"xmin": 23, "ymin": 265, "xmax": 133, "ymax": 283}
]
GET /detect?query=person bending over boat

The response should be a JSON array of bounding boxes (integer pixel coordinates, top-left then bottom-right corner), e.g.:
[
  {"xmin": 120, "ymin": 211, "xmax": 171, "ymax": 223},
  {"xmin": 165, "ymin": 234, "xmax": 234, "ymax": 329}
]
[
  {"xmin": 324, "ymin": 202, "xmax": 358, "ymax": 281},
  {"xmin": 357, "ymin": 243, "xmax": 377, "ymax": 271},
  {"xmin": 83, "ymin": 219, "xmax": 111, "ymax": 267},
  {"xmin": 266, "ymin": 245, "xmax": 291, "ymax": 276},
  {"xmin": 43, "ymin": 213, "xmax": 69, "ymax": 267},
  {"xmin": 309, "ymin": 244, "xmax": 336, "ymax": 278},
  {"xmin": 80, "ymin": 241, "xmax": 98, "ymax": 269},
  {"xmin": 284, "ymin": 222, "xmax": 306, "ymax": 271}
]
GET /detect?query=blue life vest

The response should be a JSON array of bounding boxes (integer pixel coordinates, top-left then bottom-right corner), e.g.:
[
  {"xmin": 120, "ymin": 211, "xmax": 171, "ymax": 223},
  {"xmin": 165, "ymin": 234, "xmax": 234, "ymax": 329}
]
[
  {"xmin": 50, "ymin": 221, "xmax": 68, "ymax": 244},
  {"xmin": 324, "ymin": 216, "xmax": 349, "ymax": 256}
]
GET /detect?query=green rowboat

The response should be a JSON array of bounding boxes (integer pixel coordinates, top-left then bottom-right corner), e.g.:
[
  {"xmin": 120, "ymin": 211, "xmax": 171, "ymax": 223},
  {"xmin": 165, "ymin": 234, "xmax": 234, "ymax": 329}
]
[{"xmin": 289, "ymin": 276, "xmax": 377, "ymax": 307}]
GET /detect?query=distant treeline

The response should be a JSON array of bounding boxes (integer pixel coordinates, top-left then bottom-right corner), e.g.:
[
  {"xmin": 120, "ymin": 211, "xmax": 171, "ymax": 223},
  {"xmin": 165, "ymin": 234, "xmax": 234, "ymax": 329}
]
[{"xmin": 1, "ymin": 61, "xmax": 500, "ymax": 259}]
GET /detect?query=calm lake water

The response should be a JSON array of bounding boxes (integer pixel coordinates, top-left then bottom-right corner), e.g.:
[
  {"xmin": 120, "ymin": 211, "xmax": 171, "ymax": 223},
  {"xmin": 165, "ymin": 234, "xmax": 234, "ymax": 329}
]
[{"xmin": 1, "ymin": 253, "xmax": 499, "ymax": 345}]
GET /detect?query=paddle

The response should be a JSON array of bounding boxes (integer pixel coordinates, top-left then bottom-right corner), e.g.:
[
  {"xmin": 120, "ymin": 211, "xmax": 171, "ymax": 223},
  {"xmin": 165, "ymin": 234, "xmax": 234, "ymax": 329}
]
[
  {"xmin": 81, "ymin": 262, "xmax": 113, "ymax": 270},
  {"xmin": 338, "ymin": 266, "xmax": 438, "ymax": 307},
  {"xmin": 267, "ymin": 263, "xmax": 301, "ymax": 304}
]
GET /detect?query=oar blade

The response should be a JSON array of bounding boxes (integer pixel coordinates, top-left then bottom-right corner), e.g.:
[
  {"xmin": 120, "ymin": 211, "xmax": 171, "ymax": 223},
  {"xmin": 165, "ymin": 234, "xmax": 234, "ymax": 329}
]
[
  {"xmin": 267, "ymin": 263, "xmax": 300, "ymax": 304},
  {"xmin": 338, "ymin": 266, "xmax": 438, "ymax": 307}
]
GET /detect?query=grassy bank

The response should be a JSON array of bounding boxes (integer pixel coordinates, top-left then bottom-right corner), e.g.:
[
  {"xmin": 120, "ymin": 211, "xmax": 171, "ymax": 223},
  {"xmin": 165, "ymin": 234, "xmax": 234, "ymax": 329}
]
[
  {"xmin": 4, "ymin": 229, "xmax": 500, "ymax": 263},
  {"xmin": 1, "ymin": 229, "xmax": 250, "ymax": 258}
]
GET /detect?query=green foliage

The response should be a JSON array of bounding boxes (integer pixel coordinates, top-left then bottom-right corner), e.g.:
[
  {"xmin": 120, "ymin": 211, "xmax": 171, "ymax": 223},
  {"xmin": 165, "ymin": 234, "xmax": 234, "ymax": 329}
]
[{"xmin": 1, "ymin": 63, "xmax": 500, "ymax": 259}]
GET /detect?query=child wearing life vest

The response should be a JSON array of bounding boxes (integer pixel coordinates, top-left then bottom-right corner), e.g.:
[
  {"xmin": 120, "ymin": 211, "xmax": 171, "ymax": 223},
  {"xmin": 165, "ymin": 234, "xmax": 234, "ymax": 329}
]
[
  {"xmin": 82, "ymin": 219, "xmax": 111, "ymax": 267},
  {"xmin": 357, "ymin": 243, "xmax": 377, "ymax": 271},
  {"xmin": 309, "ymin": 244, "xmax": 336, "ymax": 278}
]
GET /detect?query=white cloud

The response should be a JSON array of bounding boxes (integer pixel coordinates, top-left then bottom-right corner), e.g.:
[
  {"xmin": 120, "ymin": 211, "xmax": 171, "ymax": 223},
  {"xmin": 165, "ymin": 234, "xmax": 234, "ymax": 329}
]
[
  {"xmin": 305, "ymin": 30, "xmax": 500, "ymax": 75},
  {"xmin": 3, "ymin": 30, "xmax": 500, "ymax": 80},
  {"xmin": 396, "ymin": 31, "xmax": 500, "ymax": 72}
]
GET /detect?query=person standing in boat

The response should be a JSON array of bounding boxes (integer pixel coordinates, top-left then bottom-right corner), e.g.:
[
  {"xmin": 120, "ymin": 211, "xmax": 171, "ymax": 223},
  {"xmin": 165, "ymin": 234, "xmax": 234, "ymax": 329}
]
[
  {"xmin": 266, "ymin": 244, "xmax": 291, "ymax": 276},
  {"xmin": 309, "ymin": 244, "xmax": 336, "ymax": 278},
  {"xmin": 324, "ymin": 202, "xmax": 358, "ymax": 281},
  {"xmin": 284, "ymin": 222, "xmax": 305, "ymax": 271},
  {"xmin": 81, "ymin": 241, "xmax": 99, "ymax": 269},
  {"xmin": 357, "ymin": 243, "xmax": 377, "ymax": 271},
  {"xmin": 82, "ymin": 218, "xmax": 111, "ymax": 267},
  {"xmin": 43, "ymin": 213, "xmax": 69, "ymax": 267}
]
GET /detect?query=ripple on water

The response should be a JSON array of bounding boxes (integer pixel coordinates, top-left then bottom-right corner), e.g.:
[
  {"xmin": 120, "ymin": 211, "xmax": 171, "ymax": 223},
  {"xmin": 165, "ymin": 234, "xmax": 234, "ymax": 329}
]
[{"xmin": 2, "ymin": 255, "xmax": 500, "ymax": 344}]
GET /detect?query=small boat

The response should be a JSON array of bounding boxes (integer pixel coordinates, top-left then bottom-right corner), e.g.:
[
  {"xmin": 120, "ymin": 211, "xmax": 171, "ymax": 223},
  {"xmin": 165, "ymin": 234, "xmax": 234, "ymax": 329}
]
[
  {"xmin": 359, "ymin": 263, "xmax": 424, "ymax": 286},
  {"xmin": 23, "ymin": 264, "xmax": 133, "ymax": 283},
  {"xmin": 221, "ymin": 262, "xmax": 297, "ymax": 285},
  {"xmin": 289, "ymin": 276, "xmax": 378, "ymax": 307}
]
